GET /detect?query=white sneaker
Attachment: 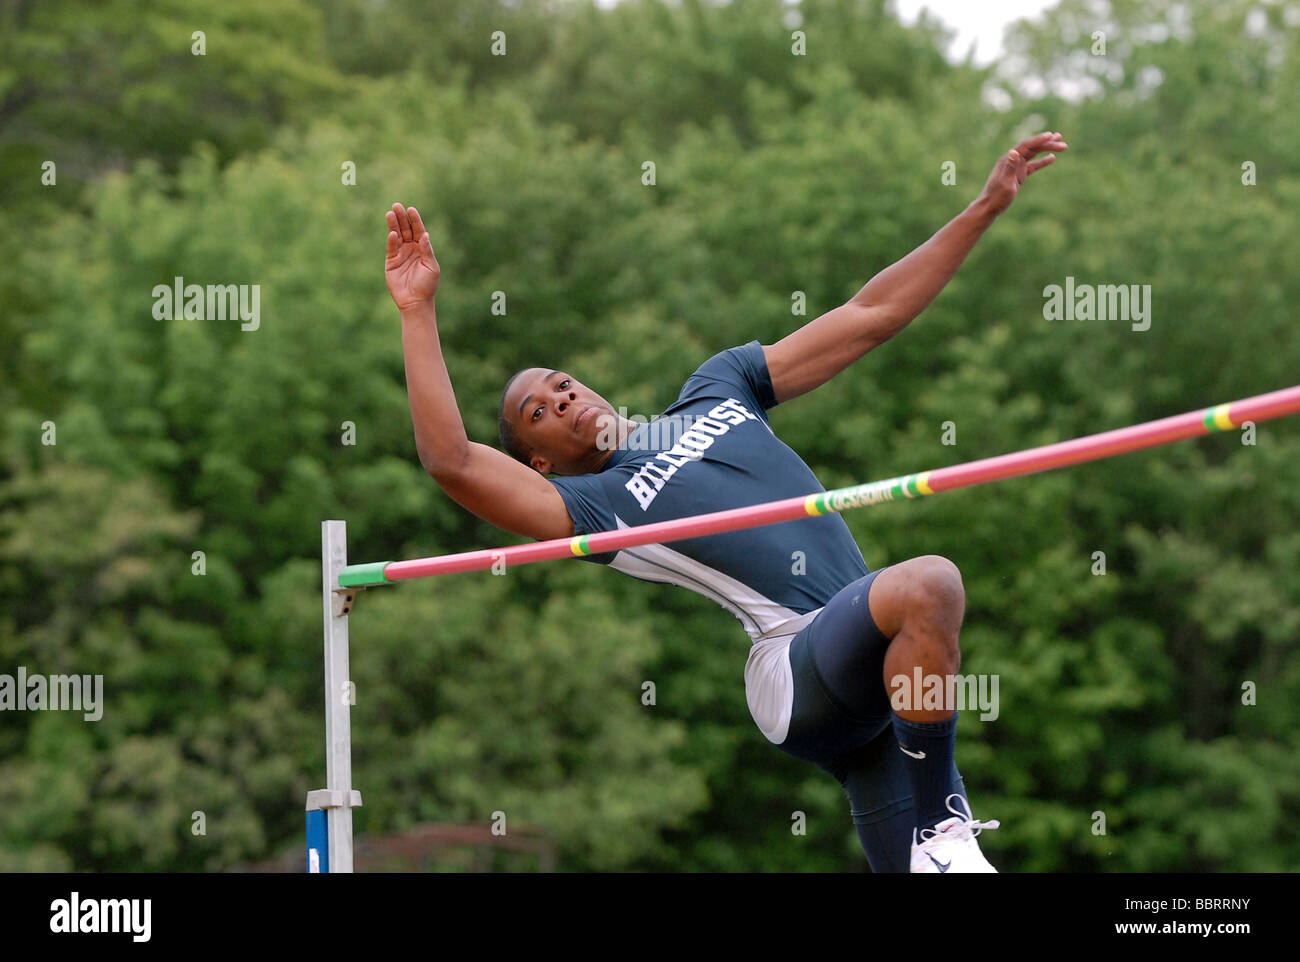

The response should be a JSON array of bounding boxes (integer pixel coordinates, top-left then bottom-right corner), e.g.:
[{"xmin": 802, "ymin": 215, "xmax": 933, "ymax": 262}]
[{"xmin": 909, "ymin": 794, "xmax": 1000, "ymax": 873}]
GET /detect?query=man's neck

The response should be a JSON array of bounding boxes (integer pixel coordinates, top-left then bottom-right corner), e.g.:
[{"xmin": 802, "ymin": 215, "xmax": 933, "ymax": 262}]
[{"xmin": 586, "ymin": 415, "xmax": 642, "ymax": 471}]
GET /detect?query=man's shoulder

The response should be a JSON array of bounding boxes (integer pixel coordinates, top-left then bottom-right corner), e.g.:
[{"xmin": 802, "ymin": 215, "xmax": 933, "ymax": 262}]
[
  {"xmin": 681, "ymin": 340, "xmax": 766, "ymax": 385},
  {"xmin": 676, "ymin": 340, "xmax": 777, "ymax": 412}
]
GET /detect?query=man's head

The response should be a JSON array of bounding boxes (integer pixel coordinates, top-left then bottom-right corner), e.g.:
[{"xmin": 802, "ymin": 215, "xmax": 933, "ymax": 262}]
[{"xmin": 498, "ymin": 367, "xmax": 628, "ymax": 476}]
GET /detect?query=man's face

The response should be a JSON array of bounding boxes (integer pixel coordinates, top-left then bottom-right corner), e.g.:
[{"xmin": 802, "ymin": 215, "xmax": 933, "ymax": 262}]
[{"xmin": 504, "ymin": 368, "xmax": 619, "ymax": 475}]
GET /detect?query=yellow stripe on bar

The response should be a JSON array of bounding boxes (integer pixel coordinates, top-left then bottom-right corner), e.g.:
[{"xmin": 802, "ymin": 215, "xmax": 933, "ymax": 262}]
[
  {"xmin": 916, "ymin": 472, "xmax": 933, "ymax": 495},
  {"xmin": 569, "ymin": 537, "xmax": 587, "ymax": 557},
  {"xmin": 805, "ymin": 494, "xmax": 823, "ymax": 516},
  {"xmin": 1212, "ymin": 404, "xmax": 1234, "ymax": 431}
]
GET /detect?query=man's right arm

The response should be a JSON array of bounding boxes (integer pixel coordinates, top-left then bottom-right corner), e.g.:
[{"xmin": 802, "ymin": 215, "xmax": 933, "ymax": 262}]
[{"xmin": 386, "ymin": 204, "xmax": 573, "ymax": 542}]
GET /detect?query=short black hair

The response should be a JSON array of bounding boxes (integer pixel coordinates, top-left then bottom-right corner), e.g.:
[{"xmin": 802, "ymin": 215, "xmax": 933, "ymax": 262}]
[{"xmin": 498, "ymin": 368, "xmax": 534, "ymax": 466}]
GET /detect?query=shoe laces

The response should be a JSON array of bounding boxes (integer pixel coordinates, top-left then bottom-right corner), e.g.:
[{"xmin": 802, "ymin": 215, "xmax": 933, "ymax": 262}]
[{"xmin": 919, "ymin": 794, "xmax": 1001, "ymax": 845}]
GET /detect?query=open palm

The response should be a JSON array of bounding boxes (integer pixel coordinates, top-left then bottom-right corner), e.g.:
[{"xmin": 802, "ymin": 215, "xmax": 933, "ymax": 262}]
[{"xmin": 385, "ymin": 203, "xmax": 440, "ymax": 310}]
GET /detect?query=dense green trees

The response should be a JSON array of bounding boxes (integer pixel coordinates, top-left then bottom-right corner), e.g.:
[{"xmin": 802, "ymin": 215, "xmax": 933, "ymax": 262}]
[{"xmin": 1, "ymin": 0, "xmax": 1296, "ymax": 871}]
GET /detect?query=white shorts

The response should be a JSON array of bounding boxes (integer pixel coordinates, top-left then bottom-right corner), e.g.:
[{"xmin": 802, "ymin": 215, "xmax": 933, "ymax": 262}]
[{"xmin": 743, "ymin": 608, "xmax": 822, "ymax": 745}]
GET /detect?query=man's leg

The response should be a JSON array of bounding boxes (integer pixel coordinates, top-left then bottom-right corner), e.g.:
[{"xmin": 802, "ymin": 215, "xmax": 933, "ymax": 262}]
[
  {"xmin": 838, "ymin": 726, "xmax": 966, "ymax": 872},
  {"xmin": 807, "ymin": 556, "xmax": 965, "ymax": 831},
  {"xmin": 796, "ymin": 556, "xmax": 997, "ymax": 869},
  {"xmin": 864, "ymin": 555, "xmax": 967, "ymax": 836}
]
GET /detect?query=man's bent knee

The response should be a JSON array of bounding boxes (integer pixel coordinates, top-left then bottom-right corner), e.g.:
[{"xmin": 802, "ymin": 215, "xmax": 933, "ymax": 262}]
[
  {"xmin": 907, "ymin": 555, "xmax": 965, "ymax": 618},
  {"xmin": 868, "ymin": 555, "xmax": 965, "ymax": 640}
]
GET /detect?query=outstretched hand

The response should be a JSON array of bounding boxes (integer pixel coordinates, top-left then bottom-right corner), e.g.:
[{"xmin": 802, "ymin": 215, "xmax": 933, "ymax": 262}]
[
  {"xmin": 979, "ymin": 131, "xmax": 1068, "ymax": 215},
  {"xmin": 385, "ymin": 203, "xmax": 440, "ymax": 310}
]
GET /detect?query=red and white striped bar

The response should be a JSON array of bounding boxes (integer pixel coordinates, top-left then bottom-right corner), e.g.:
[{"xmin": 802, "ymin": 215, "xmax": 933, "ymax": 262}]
[{"xmin": 338, "ymin": 384, "xmax": 1300, "ymax": 588}]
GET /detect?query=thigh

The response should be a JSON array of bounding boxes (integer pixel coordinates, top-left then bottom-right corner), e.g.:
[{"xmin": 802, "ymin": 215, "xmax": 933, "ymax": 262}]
[
  {"xmin": 775, "ymin": 570, "xmax": 896, "ymax": 775},
  {"xmin": 776, "ymin": 633, "xmax": 888, "ymax": 775},
  {"xmin": 801, "ymin": 567, "xmax": 899, "ymax": 725}
]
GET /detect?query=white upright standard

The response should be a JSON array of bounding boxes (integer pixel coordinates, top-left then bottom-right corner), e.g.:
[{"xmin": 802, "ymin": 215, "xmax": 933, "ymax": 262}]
[{"xmin": 305, "ymin": 520, "xmax": 363, "ymax": 872}]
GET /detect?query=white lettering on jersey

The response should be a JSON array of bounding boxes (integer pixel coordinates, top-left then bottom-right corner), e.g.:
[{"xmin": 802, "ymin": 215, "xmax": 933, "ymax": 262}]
[{"xmin": 623, "ymin": 397, "xmax": 760, "ymax": 511}]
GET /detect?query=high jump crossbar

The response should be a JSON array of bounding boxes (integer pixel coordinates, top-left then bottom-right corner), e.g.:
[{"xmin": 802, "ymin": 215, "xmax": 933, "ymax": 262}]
[{"xmin": 308, "ymin": 383, "xmax": 1300, "ymax": 871}]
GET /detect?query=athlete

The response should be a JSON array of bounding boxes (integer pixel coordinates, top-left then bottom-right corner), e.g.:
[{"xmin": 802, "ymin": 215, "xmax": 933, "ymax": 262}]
[{"xmin": 385, "ymin": 131, "xmax": 1067, "ymax": 872}]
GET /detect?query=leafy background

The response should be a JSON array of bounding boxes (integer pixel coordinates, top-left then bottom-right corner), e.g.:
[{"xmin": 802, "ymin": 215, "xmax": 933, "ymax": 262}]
[{"xmin": 1, "ymin": 0, "xmax": 1297, "ymax": 871}]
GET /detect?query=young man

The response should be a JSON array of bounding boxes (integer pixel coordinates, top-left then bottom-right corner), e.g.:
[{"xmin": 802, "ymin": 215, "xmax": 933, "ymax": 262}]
[{"xmin": 385, "ymin": 131, "xmax": 1067, "ymax": 872}]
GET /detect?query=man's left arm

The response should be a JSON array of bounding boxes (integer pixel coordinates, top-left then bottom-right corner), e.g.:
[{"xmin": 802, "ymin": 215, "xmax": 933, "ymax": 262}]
[{"xmin": 763, "ymin": 131, "xmax": 1068, "ymax": 404}]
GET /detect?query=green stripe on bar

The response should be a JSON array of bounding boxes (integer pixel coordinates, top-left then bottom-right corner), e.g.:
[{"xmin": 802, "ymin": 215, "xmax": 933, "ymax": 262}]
[{"xmin": 338, "ymin": 561, "xmax": 392, "ymax": 588}]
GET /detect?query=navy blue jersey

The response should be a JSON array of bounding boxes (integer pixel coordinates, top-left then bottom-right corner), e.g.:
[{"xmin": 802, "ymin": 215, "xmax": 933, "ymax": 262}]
[{"xmin": 550, "ymin": 341, "xmax": 870, "ymax": 643}]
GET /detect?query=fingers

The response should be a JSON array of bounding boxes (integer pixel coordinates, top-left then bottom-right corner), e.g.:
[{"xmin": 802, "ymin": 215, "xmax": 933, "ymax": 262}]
[
  {"xmin": 390, "ymin": 202, "xmax": 414, "ymax": 242},
  {"xmin": 1015, "ymin": 131, "xmax": 1058, "ymax": 155},
  {"xmin": 387, "ymin": 204, "xmax": 431, "ymax": 257},
  {"xmin": 387, "ymin": 204, "xmax": 436, "ymax": 265},
  {"xmin": 1013, "ymin": 130, "xmax": 1069, "ymax": 160},
  {"xmin": 408, "ymin": 206, "xmax": 436, "ymax": 263},
  {"xmin": 1026, "ymin": 154, "xmax": 1056, "ymax": 175},
  {"xmin": 408, "ymin": 206, "xmax": 428, "ymax": 240}
]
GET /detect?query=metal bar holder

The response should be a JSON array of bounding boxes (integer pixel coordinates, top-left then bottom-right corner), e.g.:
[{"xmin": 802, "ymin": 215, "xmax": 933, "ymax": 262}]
[{"xmin": 307, "ymin": 520, "xmax": 364, "ymax": 872}]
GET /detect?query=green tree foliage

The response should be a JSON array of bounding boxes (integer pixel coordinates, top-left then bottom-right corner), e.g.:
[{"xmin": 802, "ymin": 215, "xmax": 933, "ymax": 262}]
[
  {"xmin": 1, "ymin": 0, "xmax": 1296, "ymax": 871},
  {"xmin": 0, "ymin": 0, "xmax": 341, "ymax": 181}
]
